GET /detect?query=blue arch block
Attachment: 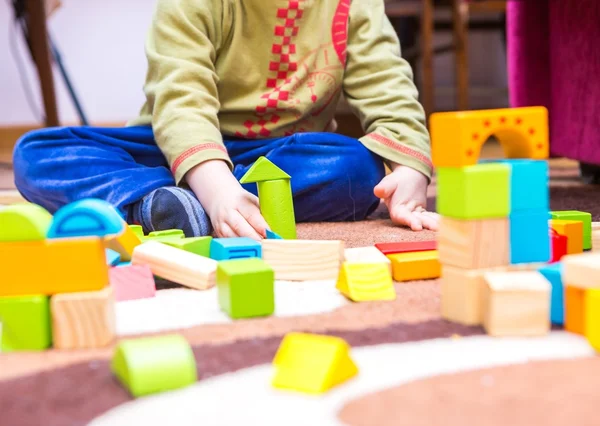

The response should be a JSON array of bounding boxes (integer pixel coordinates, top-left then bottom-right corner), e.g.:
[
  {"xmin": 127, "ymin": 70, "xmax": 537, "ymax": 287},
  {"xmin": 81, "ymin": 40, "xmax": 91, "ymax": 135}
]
[
  {"xmin": 210, "ymin": 237, "xmax": 262, "ymax": 261},
  {"xmin": 47, "ymin": 198, "xmax": 125, "ymax": 238}
]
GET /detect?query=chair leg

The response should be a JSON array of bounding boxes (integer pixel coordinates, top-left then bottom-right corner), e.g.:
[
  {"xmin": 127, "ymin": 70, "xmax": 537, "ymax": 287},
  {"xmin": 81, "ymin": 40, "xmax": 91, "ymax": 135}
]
[
  {"xmin": 452, "ymin": 0, "xmax": 469, "ymax": 111},
  {"xmin": 420, "ymin": 0, "xmax": 435, "ymax": 118},
  {"xmin": 25, "ymin": 0, "xmax": 59, "ymax": 127}
]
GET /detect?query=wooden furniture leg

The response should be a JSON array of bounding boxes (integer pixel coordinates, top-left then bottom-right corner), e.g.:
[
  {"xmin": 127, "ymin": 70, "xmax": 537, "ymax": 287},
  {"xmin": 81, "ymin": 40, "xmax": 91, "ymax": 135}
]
[
  {"xmin": 452, "ymin": 0, "xmax": 469, "ymax": 110},
  {"xmin": 25, "ymin": 0, "xmax": 59, "ymax": 127},
  {"xmin": 420, "ymin": 0, "xmax": 435, "ymax": 118}
]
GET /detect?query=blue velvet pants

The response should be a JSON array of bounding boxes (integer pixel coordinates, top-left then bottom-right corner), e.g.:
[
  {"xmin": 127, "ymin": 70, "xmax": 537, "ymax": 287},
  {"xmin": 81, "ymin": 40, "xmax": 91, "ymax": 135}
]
[{"xmin": 13, "ymin": 126, "xmax": 385, "ymax": 223}]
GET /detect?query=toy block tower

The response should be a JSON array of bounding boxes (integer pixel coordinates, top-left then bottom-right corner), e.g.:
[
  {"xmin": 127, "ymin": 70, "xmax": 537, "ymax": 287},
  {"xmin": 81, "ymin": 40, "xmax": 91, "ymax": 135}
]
[{"xmin": 433, "ymin": 107, "xmax": 552, "ymax": 331}]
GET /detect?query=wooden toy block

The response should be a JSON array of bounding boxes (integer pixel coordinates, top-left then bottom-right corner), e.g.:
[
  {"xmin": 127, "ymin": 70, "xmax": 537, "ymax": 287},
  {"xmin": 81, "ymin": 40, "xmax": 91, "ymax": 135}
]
[
  {"xmin": 430, "ymin": 106, "xmax": 549, "ymax": 168},
  {"xmin": 132, "ymin": 241, "xmax": 217, "ymax": 290},
  {"xmin": 51, "ymin": 286, "xmax": 115, "ymax": 349},
  {"xmin": 109, "ymin": 264, "xmax": 156, "ymax": 301},
  {"xmin": 538, "ymin": 263, "xmax": 564, "ymax": 325},
  {"xmin": 266, "ymin": 229, "xmax": 283, "ymax": 239},
  {"xmin": 106, "ymin": 248, "xmax": 121, "ymax": 266},
  {"xmin": 272, "ymin": 332, "xmax": 358, "ymax": 394},
  {"xmin": 344, "ymin": 246, "xmax": 392, "ymax": 274},
  {"xmin": 565, "ymin": 285, "xmax": 585, "ymax": 335},
  {"xmin": 163, "ymin": 236, "xmax": 212, "ymax": 257},
  {"xmin": 145, "ymin": 229, "xmax": 185, "ymax": 241},
  {"xmin": 550, "ymin": 219, "xmax": 583, "ymax": 254},
  {"xmin": 562, "ymin": 252, "xmax": 600, "ymax": 288},
  {"xmin": 585, "ymin": 289, "xmax": 600, "ymax": 352},
  {"xmin": 0, "ymin": 203, "xmax": 52, "ymax": 241},
  {"xmin": 105, "ymin": 223, "xmax": 142, "ymax": 262},
  {"xmin": 261, "ymin": 239, "xmax": 343, "ymax": 281},
  {"xmin": 217, "ymin": 258, "xmax": 274, "ymax": 319},
  {"xmin": 111, "ymin": 334, "xmax": 197, "ymax": 397},
  {"xmin": 210, "ymin": 237, "xmax": 261, "ymax": 261},
  {"xmin": 240, "ymin": 157, "xmax": 296, "ymax": 239},
  {"xmin": 438, "ymin": 217, "xmax": 509, "ymax": 269},
  {"xmin": 374, "ymin": 240, "xmax": 436, "ymax": 256},
  {"xmin": 336, "ymin": 262, "xmax": 396, "ymax": 302},
  {"xmin": 436, "ymin": 163, "xmax": 510, "ymax": 219},
  {"xmin": 0, "ymin": 237, "xmax": 109, "ymax": 297},
  {"xmin": 129, "ymin": 224, "xmax": 144, "ymax": 239},
  {"xmin": 551, "ymin": 211, "xmax": 592, "ymax": 250},
  {"xmin": 593, "ymin": 222, "xmax": 600, "ymax": 252},
  {"xmin": 510, "ymin": 210, "xmax": 551, "ymax": 264},
  {"xmin": 47, "ymin": 198, "xmax": 124, "ymax": 238},
  {"xmin": 550, "ymin": 229, "xmax": 567, "ymax": 263},
  {"xmin": 440, "ymin": 266, "xmax": 500, "ymax": 326},
  {"xmin": 387, "ymin": 250, "xmax": 441, "ymax": 282},
  {"xmin": 481, "ymin": 159, "xmax": 549, "ymax": 212},
  {"xmin": 0, "ymin": 295, "xmax": 51, "ymax": 351},
  {"xmin": 482, "ymin": 271, "xmax": 551, "ymax": 337}
]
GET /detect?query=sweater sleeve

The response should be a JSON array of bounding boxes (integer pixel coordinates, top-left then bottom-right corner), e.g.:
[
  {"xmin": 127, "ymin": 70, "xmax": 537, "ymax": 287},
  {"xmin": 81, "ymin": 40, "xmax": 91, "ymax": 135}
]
[
  {"xmin": 342, "ymin": 0, "xmax": 433, "ymax": 180},
  {"xmin": 144, "ymin": 0, "xmax": 231, "ymax": 184}
]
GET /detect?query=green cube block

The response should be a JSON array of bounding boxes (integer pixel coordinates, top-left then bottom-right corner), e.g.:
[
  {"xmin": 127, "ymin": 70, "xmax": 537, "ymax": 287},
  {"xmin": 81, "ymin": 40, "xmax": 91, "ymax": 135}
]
[
  {"xmin": 437, "ymin": 163, "xmax": 511, "ymax": 219},
  {"xmin": 0, "ymin": 295, "xmax": 51, "ymax": 351},
  {"xmin": 163, "ymin": 236, "xmax": 212, "ymax": 257},
  {"xmin": 550, "ymin": 211, "xmax": 592, "ymax": 250},
  {"xmin": 217, "ymin": 258, "xmax": 275, "ymax": 319}
]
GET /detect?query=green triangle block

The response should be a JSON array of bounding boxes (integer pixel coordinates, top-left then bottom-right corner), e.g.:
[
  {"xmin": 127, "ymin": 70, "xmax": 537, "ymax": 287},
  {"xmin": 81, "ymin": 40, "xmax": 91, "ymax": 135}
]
[
  {"xmin": 0, "ymin": 203, "xmax": 52, "ymax": 242},
  {"xmin": 240, "ymin": 157, "xmax": 290, "ymax": 183}
]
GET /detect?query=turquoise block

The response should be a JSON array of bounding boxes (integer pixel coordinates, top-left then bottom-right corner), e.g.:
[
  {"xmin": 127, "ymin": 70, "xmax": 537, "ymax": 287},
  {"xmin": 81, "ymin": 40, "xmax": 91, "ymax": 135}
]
[
  {"xmin": 538, "ymin": 263, "xmax": 564, "ymax": 325},
  {"xmin": 266, "ymin": 229, "xmax": 283, "ymax": 239},
  {"xmin": 510, "ymin": 210, "xmax": 550, "ymax": 264},
  {"xmin": 106, "ymin": 249, "xmax": 121, "ymax": 266},
  {"xmin": 117, "ymin": 261, "xmax": 132, "ymax": 267},
  {"xmin": 210, "ymin": 237, "xmax": 262, "ymax": 261},
  {"xmin": 47, "ymin": 198, "xmax": 125, "ymax": 238}
]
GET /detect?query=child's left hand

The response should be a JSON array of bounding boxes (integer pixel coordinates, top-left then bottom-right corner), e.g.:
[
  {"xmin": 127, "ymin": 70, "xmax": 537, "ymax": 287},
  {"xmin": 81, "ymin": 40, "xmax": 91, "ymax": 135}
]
[{"xmin": 374, "ymin": 165, "xmax": 440, "ymax": 231}]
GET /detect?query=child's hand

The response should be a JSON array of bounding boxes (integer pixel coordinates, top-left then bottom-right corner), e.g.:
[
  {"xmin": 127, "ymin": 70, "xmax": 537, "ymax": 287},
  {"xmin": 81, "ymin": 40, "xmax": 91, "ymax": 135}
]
[
  {"xmin": 374, "ymin": 165, "xmax": 439, "ymax": 231},
  {"xmin": 185, "ymin": 159, "xmax": 270, "ymax": 240}
]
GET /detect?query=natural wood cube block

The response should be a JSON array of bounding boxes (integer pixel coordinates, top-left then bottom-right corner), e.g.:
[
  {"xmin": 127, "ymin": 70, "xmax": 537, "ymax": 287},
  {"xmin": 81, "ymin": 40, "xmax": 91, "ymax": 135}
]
[
  {"xmin": 51, "ymin": 286, "xmax": 116, "ymax": 349},
  {"xmin": 562, "ymin": 252, "xmax": 600, "ymax": 288},
  {"xmin": 438, "ymin": 217, "xmax": 509, "ymax": 269},
  {"xmin": 482, "ymin": 271, "xmax": 551, "ymax": 336}
]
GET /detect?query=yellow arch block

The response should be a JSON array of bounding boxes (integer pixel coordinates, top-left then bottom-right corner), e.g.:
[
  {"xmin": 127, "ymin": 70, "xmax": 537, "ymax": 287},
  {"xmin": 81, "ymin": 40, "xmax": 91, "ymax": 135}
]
[{"xmin": 430, "ymin": 106, "xmax": 549, "ymax": 167}]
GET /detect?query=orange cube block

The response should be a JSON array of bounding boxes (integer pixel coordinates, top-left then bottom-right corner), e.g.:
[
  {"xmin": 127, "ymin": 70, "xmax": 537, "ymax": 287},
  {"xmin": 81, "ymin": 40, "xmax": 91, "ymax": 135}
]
[{"xmin": 550, "ymin": 219, "xmax": 583, "ymax": 254}]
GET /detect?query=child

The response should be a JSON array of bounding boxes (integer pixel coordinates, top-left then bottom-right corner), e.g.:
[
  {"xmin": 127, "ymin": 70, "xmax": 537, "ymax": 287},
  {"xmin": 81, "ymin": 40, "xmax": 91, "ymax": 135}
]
[{"xmin": 13, "ymin": 0, "xmax": 439, "ymax": 239}]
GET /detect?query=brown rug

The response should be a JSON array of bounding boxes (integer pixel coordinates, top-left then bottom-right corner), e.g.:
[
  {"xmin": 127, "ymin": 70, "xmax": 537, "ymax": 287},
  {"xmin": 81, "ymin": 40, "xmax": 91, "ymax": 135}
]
[{"xmin": 0, "ymin": 159, "xmax": 598, "ymax": 426}]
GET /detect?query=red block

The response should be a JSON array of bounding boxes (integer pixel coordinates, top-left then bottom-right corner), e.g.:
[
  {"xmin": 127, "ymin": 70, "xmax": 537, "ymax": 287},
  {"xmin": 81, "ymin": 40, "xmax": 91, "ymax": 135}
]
[
  {"xmin": 375, "ymin": 240, "xmax": 437, "ymax": 255},
  {"xmin": 550, "ymin": 228, "xmax": 567, "ymax": 263},
  {"xmin": 109, "ymin": 264, "xmax": 156, "ymax": 301}
]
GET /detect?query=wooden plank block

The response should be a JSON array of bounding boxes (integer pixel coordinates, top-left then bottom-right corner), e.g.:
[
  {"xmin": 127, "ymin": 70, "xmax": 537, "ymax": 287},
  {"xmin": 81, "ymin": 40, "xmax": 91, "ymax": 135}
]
[
  {"xmin": 344, "ymin": 246, "xmax": 391, "ymax": 274},
  {"xmin": 374, "ymin": 240, "xmax": 436, "ymax": 256},
  {"xmin": 261, "ymin": 239, "xmax": 343, "ymax": 281},
  {"xmin": 565, "ymin": 285, "xmax": 586, "ymax": 335},
  {"xmin": 482, "ymin": 271, "xmax": 551, "ymax": 337},
  {"xmin": 51, "ymin": 287, "xmax": 115, "ymax": 349},
  {"xmin": 132, "ymin": 241, "xmax": 217, "ymax": 290},
  {"xmin": 387, "ymin": 250, "xmax": 441, "ymax": 282},
  {"xmin": 109, "ymin": 264, "xmax": 156, "ymax": 301},
  {"xmin": 0, "ymin": 237, "xmax": 109, "ymax": 297},
  {"xmin": 438, "ymin": 217, "xmax": 509, "ymax": 269},
  {"xmin": 562, "ymin": 252, "xmax": 600, "ymax": 288}
]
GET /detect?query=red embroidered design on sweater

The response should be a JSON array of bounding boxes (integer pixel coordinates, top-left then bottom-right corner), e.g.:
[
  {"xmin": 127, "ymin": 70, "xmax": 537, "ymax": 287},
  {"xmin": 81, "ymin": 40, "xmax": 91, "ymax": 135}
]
[
  {"xmin": 235, "ymin": 0, "xmax": 306, "ymax": 138},
  {"xmin": 332, "ymin": 0, "xmax": 350, "ymax": 65}
]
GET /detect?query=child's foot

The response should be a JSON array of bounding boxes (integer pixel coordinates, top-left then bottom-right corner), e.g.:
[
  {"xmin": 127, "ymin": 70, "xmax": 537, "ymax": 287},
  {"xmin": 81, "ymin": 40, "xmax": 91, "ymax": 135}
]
[{"xmin": 131, "ymin": 187, "xmax": 212, "ymax": 237}]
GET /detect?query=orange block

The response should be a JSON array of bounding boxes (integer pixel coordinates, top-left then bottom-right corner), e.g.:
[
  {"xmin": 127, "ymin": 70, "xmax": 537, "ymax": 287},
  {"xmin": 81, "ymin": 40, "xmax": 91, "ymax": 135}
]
[
  {"xmin": 106, "ymin": 225, "xmax": 142, "ymax": 262},
  {"xmin": 550, "ymin": 219, "xmax": 583, "ymax": 254},
  {"xmin": 565, "ymin": 285, "xmax": 586, "ymax": 335},
  {"xmin": 0, "ymin": 237, "xmax": 109, "ymax": 296},
  {"xmin": 387, "ymin": 250, "xmax": 441, "ymax": 282}
]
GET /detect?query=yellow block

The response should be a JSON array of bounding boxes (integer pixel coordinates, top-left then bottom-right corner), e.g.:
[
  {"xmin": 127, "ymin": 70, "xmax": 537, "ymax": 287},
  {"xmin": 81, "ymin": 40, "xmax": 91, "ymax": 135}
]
[
  {"xmin": 0, "ymin": 237, "xmax": 109, "ymax": 296},
  {"xmin": 387, "ymin": 250, "xmax": 441, "ymax": 282},
  {"xmin": 336, "ymin": 262, "xmax": 396, "ymax": 302},
  {"xmin": 550, "ymin": 219, "xmax": 584, "ymax": 254},
  {"xmin": 106, "ymin": 225, "xmax": 142, "ymax": 262},
  {"xmin": 430, "ymin": 106, "xmax": 549, "ymax": 167},
  {"xmin": 585, "ymin": 288, "xmax": 600, "ymax": 351},
  {"xmin": 272, "ymin": 332, "xmax": 358, "ymax": 394}
]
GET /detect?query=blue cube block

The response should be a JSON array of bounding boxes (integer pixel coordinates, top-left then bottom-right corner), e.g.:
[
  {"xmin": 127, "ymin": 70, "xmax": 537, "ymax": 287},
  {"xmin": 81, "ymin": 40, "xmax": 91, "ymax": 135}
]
[
  {"xmin": 510, "ymin": 210, "xmax": 551, "ymax": 264},
  {"xmin": 210, "ymin": 237, "xmax": 262, "ymax": 261},
  {"xmin": 481, "ymin": 159, "xmax": 549, "ymax": 212},
  {"xmin": 538, "ymin": 263, "xmax": 564, "ymax": 325}
]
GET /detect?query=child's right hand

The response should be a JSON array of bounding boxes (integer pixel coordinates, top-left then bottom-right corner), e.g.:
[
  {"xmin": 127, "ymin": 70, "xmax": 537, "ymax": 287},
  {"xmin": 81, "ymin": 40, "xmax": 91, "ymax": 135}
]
[{"xmin": 185, "ymin": 160, "xmax": 270, "ymax": 240}]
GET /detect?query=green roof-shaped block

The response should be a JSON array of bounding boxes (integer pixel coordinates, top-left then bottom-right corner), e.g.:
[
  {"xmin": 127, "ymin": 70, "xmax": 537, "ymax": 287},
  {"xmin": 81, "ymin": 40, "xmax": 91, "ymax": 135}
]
[
  {"xmin": 240, "ymin": 157, "xmax": 290, "ymax": 183},
  {"xmin": 0, "ymin": 203, "xmax": 53, "ymax": 242}
]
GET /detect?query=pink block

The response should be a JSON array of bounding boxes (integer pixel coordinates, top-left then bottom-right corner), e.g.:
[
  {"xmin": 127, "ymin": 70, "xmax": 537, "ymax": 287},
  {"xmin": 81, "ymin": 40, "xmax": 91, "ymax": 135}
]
[{"xmin": 109, "ymin": 264, "xmax": 156, "ymax": 301}]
